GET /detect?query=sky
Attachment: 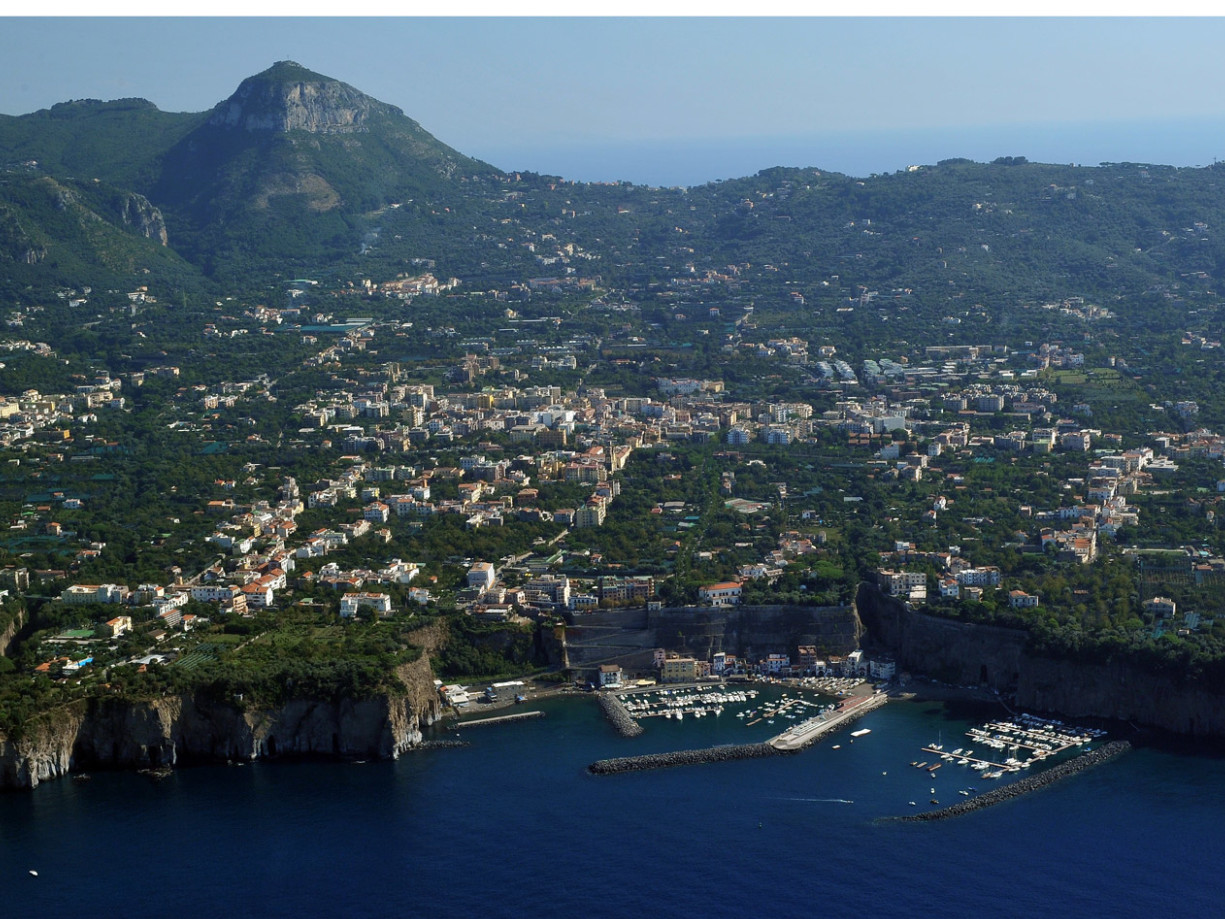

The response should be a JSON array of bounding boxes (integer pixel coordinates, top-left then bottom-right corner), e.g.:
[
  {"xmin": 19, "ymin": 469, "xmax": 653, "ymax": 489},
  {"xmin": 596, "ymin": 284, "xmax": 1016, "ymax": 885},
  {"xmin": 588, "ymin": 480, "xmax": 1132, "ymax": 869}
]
[{"xmin": 4, "ymin": 16, "xmax": 1225, "ymax": 185}]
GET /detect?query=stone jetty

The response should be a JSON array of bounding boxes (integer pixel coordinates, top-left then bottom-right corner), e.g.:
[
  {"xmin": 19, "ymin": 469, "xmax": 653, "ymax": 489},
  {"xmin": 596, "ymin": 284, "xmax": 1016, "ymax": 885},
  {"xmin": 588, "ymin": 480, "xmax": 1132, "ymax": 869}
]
[
  {"xmin": 597, "ymin": 693, "xmax": 644, "ymax": 738},
  {"xmin": 897, "ymin": 739, "xmax": 1132, "ymax": 821},
  {"xmin": 589, "ymin": 742, "xmax": 784, "ymax": 775}
]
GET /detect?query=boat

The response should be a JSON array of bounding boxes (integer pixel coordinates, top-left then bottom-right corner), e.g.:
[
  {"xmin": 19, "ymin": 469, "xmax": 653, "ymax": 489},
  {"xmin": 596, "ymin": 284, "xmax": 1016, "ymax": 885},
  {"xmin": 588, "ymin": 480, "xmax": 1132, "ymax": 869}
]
[
  {"xmin": 959, "ymin": 790, "xmax": 970, "ymax": 796},
  {"xmin": 850, "ymin": 728, "xmax": 871, "ymax": 737},
  {"xmin": 927, "ymin": 763, "xmax": 942, "ymax": 772}
]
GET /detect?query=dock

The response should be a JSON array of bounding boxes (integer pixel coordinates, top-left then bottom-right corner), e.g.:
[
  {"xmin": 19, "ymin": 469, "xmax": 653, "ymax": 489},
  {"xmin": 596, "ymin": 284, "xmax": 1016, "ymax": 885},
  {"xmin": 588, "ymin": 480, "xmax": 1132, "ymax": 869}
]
[
  {"xmin": 896, "ymin": 741, "xmax": 1132, "ymax": 821},
  {"xmin": 452, "ymin": 710, "xmax": 545, "ymax": 729},
  {"xmin": 768, "ymin": 692, "xmax": 888, "ymax": 752},
  {"xmin": 920, "ymin": 746, "xmax": 1010, "ymax": 771}
]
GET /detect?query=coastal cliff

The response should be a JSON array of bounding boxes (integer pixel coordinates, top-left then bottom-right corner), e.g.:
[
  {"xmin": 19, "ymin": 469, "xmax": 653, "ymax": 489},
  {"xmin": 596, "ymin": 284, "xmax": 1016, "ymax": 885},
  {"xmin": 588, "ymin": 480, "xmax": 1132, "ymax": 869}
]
[
  {"xmin": 857, "ymin": 583, "xmax": 1225, "ymax": 737},
  {"xmin": 0, "ymin": 653, "xmax": 441, "ymax": 790},
  {"xmin": 560, "ymin": 604, "xmax": 862, "ymax": 672}
]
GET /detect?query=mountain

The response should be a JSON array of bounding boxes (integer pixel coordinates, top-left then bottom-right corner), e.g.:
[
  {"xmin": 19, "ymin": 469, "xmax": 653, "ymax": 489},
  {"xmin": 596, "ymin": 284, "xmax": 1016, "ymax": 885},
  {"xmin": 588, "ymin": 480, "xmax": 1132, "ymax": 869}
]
[
  {"xmin": 0, "ymin": 61, "xmax": 502, "ymax": 289},
  {"xmin": 5, "ymin": 59, "xmax": 1225, "ymax": 331},
  {"xmin": 151, "ymin": 61, "xmax": 500, "ymax": 267}
]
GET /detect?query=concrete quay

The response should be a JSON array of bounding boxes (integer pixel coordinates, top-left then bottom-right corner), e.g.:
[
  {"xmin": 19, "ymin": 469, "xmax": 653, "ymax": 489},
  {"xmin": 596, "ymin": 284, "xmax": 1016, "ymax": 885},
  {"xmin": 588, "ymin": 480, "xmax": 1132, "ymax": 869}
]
[
  {"xmin": 768, "ymin": 692, "xmax": 888, "ymax": 751},
  {"xmin": 452, "ymin": 710, "xmax": 545, "ymax": 729}
]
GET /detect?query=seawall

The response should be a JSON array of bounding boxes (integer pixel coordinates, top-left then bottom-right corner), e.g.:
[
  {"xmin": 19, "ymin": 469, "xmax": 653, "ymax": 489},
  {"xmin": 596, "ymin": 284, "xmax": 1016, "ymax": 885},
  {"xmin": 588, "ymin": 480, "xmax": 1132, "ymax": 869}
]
[{"xmin": 589, "ymin": 742, "xmax": 784, "ymax": 775}]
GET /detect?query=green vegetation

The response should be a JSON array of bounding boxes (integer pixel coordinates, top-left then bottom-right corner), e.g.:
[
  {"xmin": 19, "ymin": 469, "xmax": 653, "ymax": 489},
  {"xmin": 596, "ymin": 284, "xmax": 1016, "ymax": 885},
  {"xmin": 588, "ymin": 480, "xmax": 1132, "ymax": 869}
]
[{"xmin": 5, "ymin": 63, "xmax": 1225, "ymax": 737}]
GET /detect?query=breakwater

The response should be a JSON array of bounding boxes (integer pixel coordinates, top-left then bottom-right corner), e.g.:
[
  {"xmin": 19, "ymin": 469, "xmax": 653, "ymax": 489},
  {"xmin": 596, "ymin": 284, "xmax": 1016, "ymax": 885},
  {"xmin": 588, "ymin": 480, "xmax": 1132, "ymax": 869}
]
[
  {"xmin": 406, "ymin": 739, "xmax": 470, "ymax": 751},
  {"xmin": 589, "ymin": 742, "xmax": 785, "ymax": 775},
  {"xmin": 453, "ymin": 711, "xmax": 545, "ymax": 729},
  {"xmin": 896, "ymin": 740, "xmax": 1133, "ymax": 821},
  {"xmin": 597, "ymin": 692, "xmax": 644, "ymax": 738}
]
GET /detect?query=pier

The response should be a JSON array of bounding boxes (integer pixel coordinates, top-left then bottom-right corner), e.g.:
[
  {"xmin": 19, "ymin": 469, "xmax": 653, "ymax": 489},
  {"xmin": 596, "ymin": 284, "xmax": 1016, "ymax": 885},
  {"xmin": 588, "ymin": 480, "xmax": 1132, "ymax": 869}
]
[
  {"xmin": 919, "ymin": 747, "xmax": 1011, "ymax": 771},
  {"xmin": 452, "ymin": 711, "xmax": 545, "ymax": 729},
  {"xmin": 768, "ymin": 692, "xmax": 888, "ymax": 751}
]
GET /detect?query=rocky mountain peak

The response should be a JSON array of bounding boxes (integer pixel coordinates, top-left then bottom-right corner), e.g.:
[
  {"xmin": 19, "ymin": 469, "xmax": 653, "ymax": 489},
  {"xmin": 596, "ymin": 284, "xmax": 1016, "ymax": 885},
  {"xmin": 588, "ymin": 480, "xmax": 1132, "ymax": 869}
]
[{"xmin": 207, "ymin": 60, "xmax": 398, "ymax": 134}]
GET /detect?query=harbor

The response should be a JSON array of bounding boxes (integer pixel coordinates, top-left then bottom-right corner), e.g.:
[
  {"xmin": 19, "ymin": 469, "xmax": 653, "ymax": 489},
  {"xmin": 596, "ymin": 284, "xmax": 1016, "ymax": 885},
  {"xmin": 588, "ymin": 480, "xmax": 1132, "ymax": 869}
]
[
  {"xmin": 590, "ymin": 680, "xmax": 889, "ymax": 774},
  {"xmin": 897, "ymin": 741, "xmax": 1133, "ymax": 821}
]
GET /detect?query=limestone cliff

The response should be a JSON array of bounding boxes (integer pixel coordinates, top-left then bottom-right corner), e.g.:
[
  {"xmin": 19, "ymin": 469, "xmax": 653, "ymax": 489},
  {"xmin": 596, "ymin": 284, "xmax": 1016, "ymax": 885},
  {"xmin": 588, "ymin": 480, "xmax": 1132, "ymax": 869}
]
[
  {"xmin": 857, "ymin": 583, "xmax": 1225, "ymax": 737},
  {"xmin": 208, "ymin": 60, "xmax": 388, "ymax": 135},
  {"xmin": 0, "ymin": 653, "xmax": 441, "ymax": 790},
  {"xmin": 117, "ymin": 192, "xmax": 168, "ymax": 245},
  {"xmin": 560, "ymin": 604, "xmax": 862, "ymax": 672}
]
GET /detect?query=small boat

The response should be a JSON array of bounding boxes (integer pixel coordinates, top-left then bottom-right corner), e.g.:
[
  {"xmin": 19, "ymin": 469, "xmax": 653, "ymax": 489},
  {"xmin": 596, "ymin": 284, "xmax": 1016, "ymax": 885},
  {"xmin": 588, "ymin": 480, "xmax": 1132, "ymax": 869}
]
[
  {"xmin": 850, "ymin": 728, "xmax": 871, "ymax": 737},
  {"xmin": 908, "ymin": 801, "xmax": 917, "ymax": 806},
  {"xmin": 29, "ymin": 870, "xmax": 38, "ymax": 877},
  {"xmin": 959, "ymin": 790, "xmax": 970, "ymax": 796}
]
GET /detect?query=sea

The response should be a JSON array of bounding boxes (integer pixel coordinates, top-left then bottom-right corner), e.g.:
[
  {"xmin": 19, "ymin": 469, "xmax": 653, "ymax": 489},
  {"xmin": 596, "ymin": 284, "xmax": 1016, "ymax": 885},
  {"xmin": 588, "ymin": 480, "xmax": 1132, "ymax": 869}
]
[
  {"xmin": 476, "ymin": 118, "xmax": 1225, "ymax": 188},
  {"xmin": 4, "ymin": 685, "xmax": 1224, "ymax": 918}
]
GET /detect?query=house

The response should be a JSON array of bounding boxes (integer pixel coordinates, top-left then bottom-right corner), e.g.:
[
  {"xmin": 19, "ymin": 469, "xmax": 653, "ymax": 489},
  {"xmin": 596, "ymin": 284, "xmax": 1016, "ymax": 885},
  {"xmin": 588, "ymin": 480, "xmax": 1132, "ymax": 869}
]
[
  {"xmin": 597, "ymin": 663, "xmax": 623, "ymax": 688},
  {"xmin": 1144, "ymin": 596, "xmax": 1177, "ymax": 618},
  {"xmin": 661, "ymin": 656, "xmax": 698, "ymax": 683},
  {"xmin": 340, "ymin": 592, "xmax": 393, "ymax": 618},
  {"xmin": 467, "ymin": 561, "xmax": 497, "ymax": 591},
  {"xmin": 698, "ymin": 581, "xmax": 742, "ymax": 606},
  {"xmin": 101, "ymin": 615, "xmax": 132, "ymax": 638},
  {"xmin": 60, "ymin": 583, "xmax": 127, "ymax": 605},
  {"xmin": 1009, "ymin": 590, "xmax": 1040, "ymax": 608}
]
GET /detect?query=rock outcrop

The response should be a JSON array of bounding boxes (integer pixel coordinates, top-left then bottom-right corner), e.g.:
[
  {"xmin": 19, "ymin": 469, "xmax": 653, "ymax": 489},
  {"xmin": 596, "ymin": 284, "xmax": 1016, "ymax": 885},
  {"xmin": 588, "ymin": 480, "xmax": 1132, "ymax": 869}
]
[
  {"xmin": 0, "ymin": 607, "xmax": 24, "ymax": 658},
  {"xmin": 0, "ymin": 654, "xmax": 441, "ymax": 790},
  {"xmin": 209, "ymin": 60, "xmax": 387, "ymax": 134},
  {"xmin": 118, "ymin": 192, "xmax": 168, "ymax": 245}
]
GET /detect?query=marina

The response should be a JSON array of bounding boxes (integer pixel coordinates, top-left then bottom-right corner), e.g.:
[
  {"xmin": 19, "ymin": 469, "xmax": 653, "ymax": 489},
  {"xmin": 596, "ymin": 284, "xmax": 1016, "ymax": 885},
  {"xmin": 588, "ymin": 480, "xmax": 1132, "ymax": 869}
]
[{"xmin": 917, "ymin": 712, "xmax": 1109, "ymax": 778}]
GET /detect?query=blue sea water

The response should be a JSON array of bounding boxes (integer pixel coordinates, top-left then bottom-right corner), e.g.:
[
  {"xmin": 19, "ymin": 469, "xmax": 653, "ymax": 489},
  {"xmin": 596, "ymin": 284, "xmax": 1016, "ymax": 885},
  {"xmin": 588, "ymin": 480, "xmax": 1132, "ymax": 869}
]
[
  {"xmin": 476, "ymin": 118, "xmax": 1225, "ymax": 188},
  {"xmin": 4, "ymin": 691, "xmax": 1224, "ymax": 918}
]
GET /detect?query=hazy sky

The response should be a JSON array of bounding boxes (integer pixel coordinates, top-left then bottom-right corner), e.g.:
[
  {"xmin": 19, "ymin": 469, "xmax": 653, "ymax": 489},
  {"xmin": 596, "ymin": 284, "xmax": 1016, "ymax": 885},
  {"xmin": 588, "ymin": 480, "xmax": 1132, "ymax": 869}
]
[{"xmin": 4, "ymin": 17, "xmax": 1225, "ymax": 184}]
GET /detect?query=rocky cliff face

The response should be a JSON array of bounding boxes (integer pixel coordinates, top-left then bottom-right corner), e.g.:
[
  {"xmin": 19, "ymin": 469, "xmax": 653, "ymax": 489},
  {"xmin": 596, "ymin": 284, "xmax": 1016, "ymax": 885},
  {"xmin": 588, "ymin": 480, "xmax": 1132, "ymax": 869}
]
[
  {"xmin": 0, "ymin": 654, "xmax": 441, "ymax": 790},
  {"xmin": 561, "ymin": 604, "xmax": 862, "ymax": 671},
  {"xmin": 857, "ymin": 583, "xmax": 1225, "ymax": 737},
  {"xmin": 209, "ymin": 61, "xmax": 386, "ymax": 134},
  {"xmin": 118, "ymin": 193, "xmax": 168, "ymax": 245},
  {"xmin": 0, "ymin": 607, "xmax": 24, "ymax": 657}
]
